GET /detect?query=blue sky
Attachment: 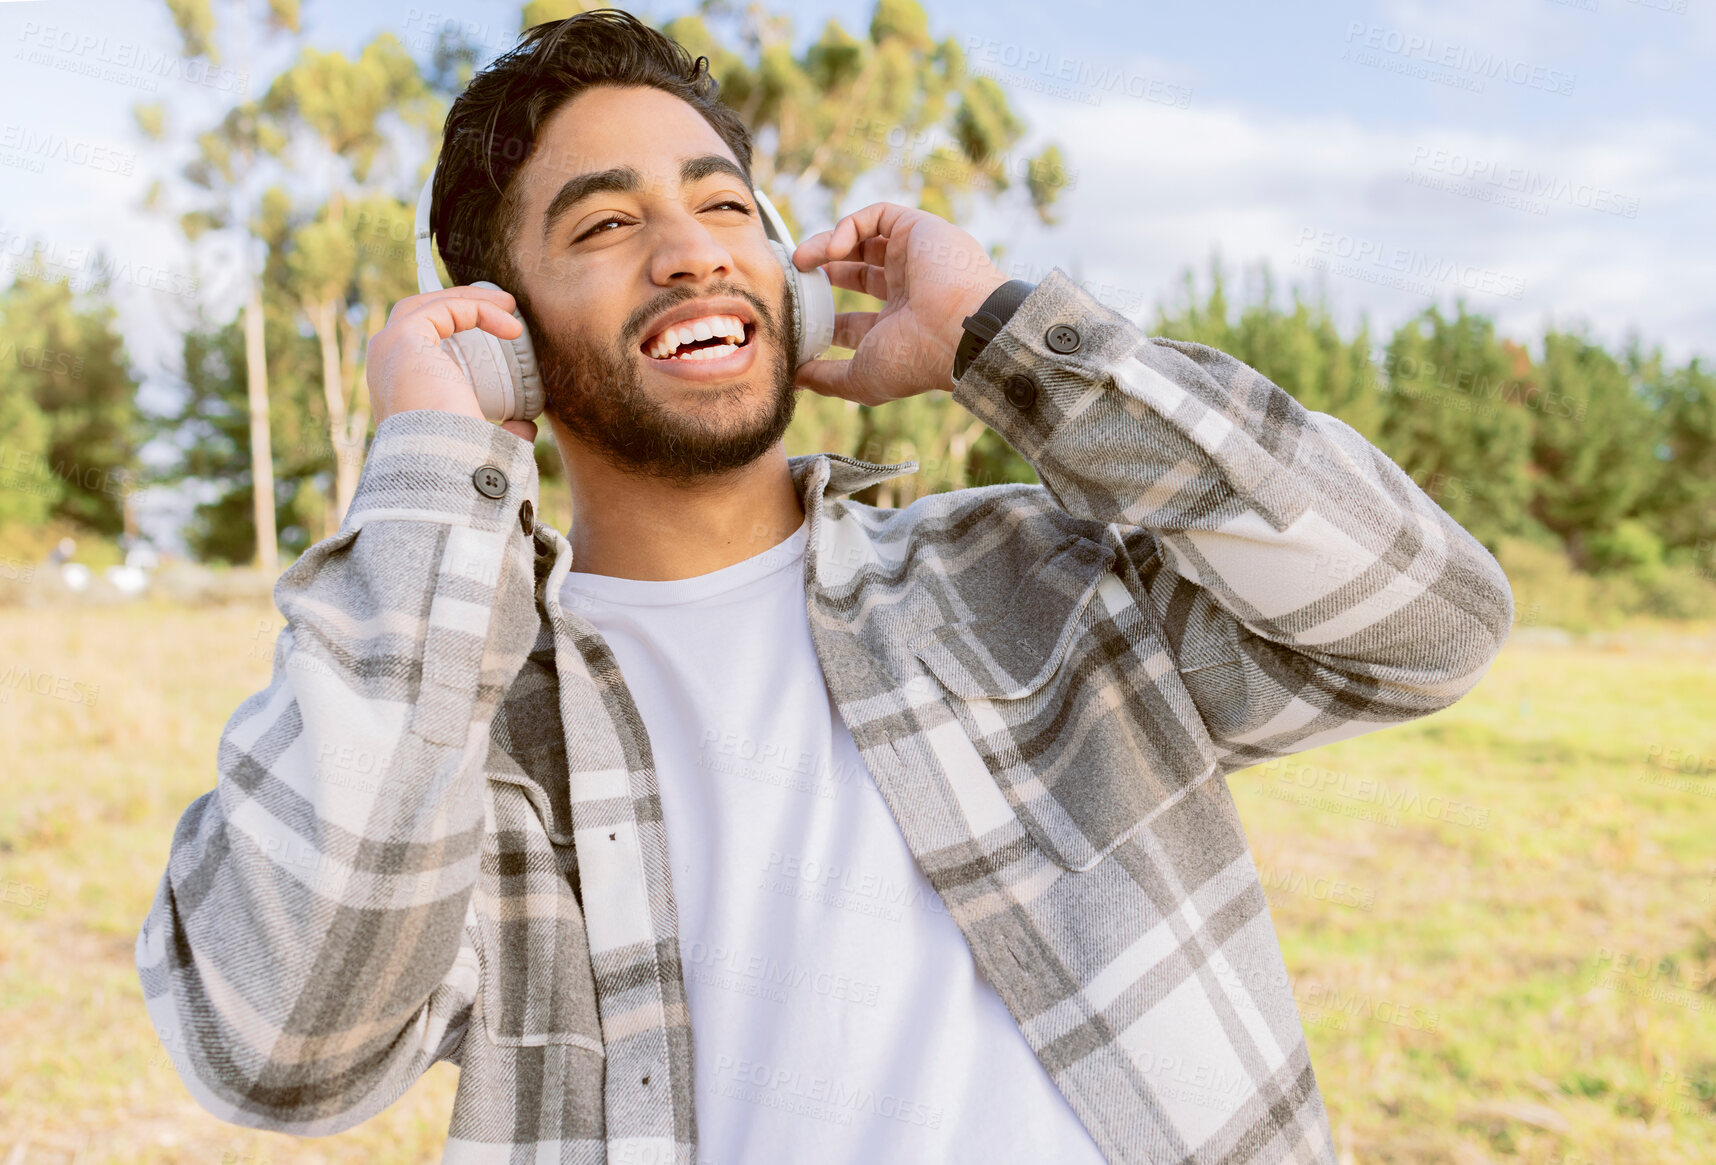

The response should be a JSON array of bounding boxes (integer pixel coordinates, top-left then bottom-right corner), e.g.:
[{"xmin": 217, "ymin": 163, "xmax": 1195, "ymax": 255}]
[{"xmin": 1, "ymin": 0, "xmax": 1711, "ymax": 542}]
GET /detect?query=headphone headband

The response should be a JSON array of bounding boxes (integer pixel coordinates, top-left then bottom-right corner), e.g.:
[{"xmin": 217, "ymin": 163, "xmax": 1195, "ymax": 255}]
[{"xmin": 414, "ymin": 172, "xmax": 442, "ymax": 295}]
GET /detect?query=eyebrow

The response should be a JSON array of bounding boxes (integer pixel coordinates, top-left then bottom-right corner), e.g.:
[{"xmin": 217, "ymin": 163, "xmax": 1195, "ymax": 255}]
[{"xmin": 541, "ymin": 154, "xmax": 751, "ymax": 242}]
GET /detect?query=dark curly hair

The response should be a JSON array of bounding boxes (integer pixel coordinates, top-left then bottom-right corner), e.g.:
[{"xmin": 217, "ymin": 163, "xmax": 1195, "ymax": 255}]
[{"xmin": 429, "ymin": 9, "xmax": 754, "ymax": 290}]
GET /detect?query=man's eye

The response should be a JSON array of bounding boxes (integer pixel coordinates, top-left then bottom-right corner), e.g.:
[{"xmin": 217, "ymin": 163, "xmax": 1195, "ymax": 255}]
[
  {"xmin": 710, "ymin": 199, "xmax": 752, "ymax": 215},
  {"xmin": 574, "ymin": 216, "xmax": 630, "ymax": 242}
]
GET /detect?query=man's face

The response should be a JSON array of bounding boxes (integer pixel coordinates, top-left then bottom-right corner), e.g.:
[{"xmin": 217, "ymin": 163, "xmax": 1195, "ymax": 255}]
[{"xmin": 506, "ymin": 84, "xmax": 798, "ymax": 482}]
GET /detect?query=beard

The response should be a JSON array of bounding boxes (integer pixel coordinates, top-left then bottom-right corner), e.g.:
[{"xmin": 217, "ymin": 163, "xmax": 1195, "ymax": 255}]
[{"xmin": 525, "ymin": 275, "xmax": 800, "ymax": 484}]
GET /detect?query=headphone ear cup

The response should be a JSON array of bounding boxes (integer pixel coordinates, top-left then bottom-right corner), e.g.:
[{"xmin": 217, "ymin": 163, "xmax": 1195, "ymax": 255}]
[
  {"xmin": 796, "ymin": 263, "xmax": 836, "ymax": 365},
  {"xmin": 508, "ymin": 319, "xmax": 544, "ymax": 421},
  {"xmin": 457, "ymin": 280, "xmax": 543, "ymax": 422},
  {"xmin": 768, "ymin": 240, "xmax": 836, "ymax": 366},
  {"xmin": 446, "ymin": 330, "xmax": 516, "ymax": 423}
]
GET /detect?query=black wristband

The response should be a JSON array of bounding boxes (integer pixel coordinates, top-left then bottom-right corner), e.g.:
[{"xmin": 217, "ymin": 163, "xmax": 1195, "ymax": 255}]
[{"xmin": 952, "ymin": 279, "xmax": 1036, "ymax": 381}]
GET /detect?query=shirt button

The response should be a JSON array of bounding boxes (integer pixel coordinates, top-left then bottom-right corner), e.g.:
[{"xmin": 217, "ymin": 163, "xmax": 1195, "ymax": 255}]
[
  {"xmin": 472, "ymin": 465, "xmax": 508, "ymax": 499},
  {"xmin": 1045, "ymin": 324, "xmax": 1081, "ymax": 354},
  {"xmin": 518, "ymin": 498, "xmax": 535, "ymax": 535},
  {"xmin": 1004, "ymin": 374, "xmax": 1038, "ymax": 409}
]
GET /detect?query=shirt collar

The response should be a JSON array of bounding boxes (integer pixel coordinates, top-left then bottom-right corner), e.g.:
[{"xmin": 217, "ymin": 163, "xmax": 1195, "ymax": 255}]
[
  {"xmin": 532, "ymin": 450, "xmax": 919, "ymax": 580},
  {"xmin": 788, "ymin": 451, "xmax": 919, "ymax": 500}
]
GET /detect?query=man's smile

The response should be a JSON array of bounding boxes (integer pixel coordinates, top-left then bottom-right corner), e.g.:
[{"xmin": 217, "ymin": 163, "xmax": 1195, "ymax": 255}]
[
  {"xmin": 637, "ymin": 296, "xmax": 764, "ymax": 382},
  {"xmin": 639, "ymin": 323, "xmax": 760, "ymax": 382}
]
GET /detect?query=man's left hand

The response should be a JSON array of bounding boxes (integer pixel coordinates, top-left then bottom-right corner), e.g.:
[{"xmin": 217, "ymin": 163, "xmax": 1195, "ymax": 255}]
[{"xmin": 791, "ymin": 202, "xmax": 1008, "ymax": 406}]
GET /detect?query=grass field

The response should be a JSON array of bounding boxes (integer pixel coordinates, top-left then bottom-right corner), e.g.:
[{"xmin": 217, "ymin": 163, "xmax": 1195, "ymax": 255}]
[{"xmin": 1, "ymin": 604, "xmax": 1713, "ymax": 1164}]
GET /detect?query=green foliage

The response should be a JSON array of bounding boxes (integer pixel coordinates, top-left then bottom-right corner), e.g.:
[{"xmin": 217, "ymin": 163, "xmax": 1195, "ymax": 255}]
[
  {"xmin": 1637, "ymin": 354, "xmax": 1716, "ymax": 560},
  {"xmin": 0, "ymin": 358, "xmax": 58, "ymax": 529},
  {"xmin": 133, "ymin": 101, "xmax": 167, "ymax": 142},
  {"xmin": 108, "ymin": 0, "xmax": 1716, "ymax": 624},
  {"xmin": 162, "ymin": 0, "xmax": 298, "ymax": 65},
  {"xmin": 1376, "ymin": 304, "xmax": 1537, "ymax": 551},
  {"xmin": 1024, "ymin": 143, "xmax": 1071, "ymax": 224},
  {"xmin": 654, "ymin": 0, "xmax": 1067, "ymax": 226},
  {"xmin": 261, "ymin": 36, "xmax": 439, "ymax": 184},
  {"xmin": 267, "ymin": 0, "xmax": 301, "ymax": 32},
  {"xmin": 0, "ymin": 266, "xmax": 140, "ymax": 537},
  {"xmin": 146, "ymin": 309, "xmax": 330, "ymax": 564},
  {"xmin": 1496, "ymin": 537, "xmax": 1716, "ymax": 630},
  {"xmin": 1530, "ymin": 332, "xmax": 1660, "ymax": 569},
  {"xmin": 1154, "ymin": 258, "xmax": 1716, "ymax": 618},
  {"xmin": 153, "ymin": 317, "xmax": 254, "ymax": 564},
  {"xmin": 1584, "ymin": 519, "xmax": 1663, "ymax": 576},
  {"xmin": 163, "ymin": 0, "xmax": 217, "ymax": 62},
  {"xmin": 521, "ymin": 0, "xmax": 608, "ymax": 27},
  {"xmin": 1155, "ymin": 260, "xmax": 1386, "ymax": 441}
]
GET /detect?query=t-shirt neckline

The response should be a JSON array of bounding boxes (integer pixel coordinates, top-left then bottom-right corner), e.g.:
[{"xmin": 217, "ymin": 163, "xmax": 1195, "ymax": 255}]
[{"xmin": 560, "ymin": 516, "xmax": 809, "ymax": 607}]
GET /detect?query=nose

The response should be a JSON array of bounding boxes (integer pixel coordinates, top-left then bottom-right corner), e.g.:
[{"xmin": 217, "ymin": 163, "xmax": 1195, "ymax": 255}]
[{"xmin": 647, "ymin": 208, "xmax": 735, "ymax": 287}]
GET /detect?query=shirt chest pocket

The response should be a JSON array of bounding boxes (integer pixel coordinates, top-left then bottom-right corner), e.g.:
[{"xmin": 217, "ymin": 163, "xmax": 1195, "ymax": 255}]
[
  {"xmin": 473, "ymin": 776, "xmax": 605, "ymax": 1054},
  {"xmin": 908, "ymin": 534, "xmax": 1221, "ymax": 872}
]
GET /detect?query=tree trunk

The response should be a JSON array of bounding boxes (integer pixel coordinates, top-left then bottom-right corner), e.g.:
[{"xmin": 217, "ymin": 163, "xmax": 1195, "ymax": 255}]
[
  {"xmin": 312, "ymin": 296, "xmax": 363, "ymax": 523},
  {"xmin": 244, "ymin": 276, "xmax": 278, "ymax": 575},
  {"xmin": 339, "ymin": 303, "xmax": 370, "ymax": 515}
]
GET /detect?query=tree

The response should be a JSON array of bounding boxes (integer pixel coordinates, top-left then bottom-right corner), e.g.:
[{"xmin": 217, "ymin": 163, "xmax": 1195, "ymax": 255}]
[
  {"xmin": 1154, "ymin": 258, "xmax": 1385, "ymax": 442},
  {"xmin": 260, "ymin": 35, "xmax": 443, "ymax": 523},
  {"xmin": 280, "ymin": 193, "xmax": 420, "ymax": 523},
  {"xmin": 0, "ymin": 265, "xmax": 140, "ymax": 536},
  {"xmin": 145, "ymin": 0, "xmax": 304, "ymax": 573},
  {"xmin": 1632, "ymin": 350, "xmax": 1716, "ymax": 569},
  {"xmin": 1375, "ymin": 305, "xmax": 1537, "ymax": 551},
  {"xmin": 0, "ymin": 292, "xmax": 62, "ymax": 531},
  {"xmin": 145, "ymin": 291, "xmax": 331, "ymax": 565},
  {"xmin": 1529, "ymin": 331, "xmax": 1661, "ymax": 571}
]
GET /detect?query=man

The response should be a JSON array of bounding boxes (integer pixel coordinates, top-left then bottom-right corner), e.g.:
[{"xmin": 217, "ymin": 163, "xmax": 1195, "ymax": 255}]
[{"xmin": 137, "ymin": 11, "xmax": 1513, "ymax": 1165}]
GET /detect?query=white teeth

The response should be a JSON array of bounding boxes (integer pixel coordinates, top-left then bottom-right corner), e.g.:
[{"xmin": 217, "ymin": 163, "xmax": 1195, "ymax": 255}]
[
  {"xmin": 646, "ymin": 313, "xmax": 749, "ymax": 359},
  {"xmin": 679, "ymin": 343, "xmax": 736, "ymax": 361}
]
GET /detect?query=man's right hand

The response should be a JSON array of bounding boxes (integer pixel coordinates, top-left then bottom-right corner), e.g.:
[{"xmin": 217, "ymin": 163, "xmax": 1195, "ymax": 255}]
[{"xmin": 367, "ymin": 285, "xmax": 538, "ymax": 443}]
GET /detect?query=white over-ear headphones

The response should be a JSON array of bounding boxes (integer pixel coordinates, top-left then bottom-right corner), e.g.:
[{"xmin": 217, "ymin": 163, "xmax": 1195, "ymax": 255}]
[{"xmin": 412, "ymin": 168, "xmax": 836, "ymax": 423}]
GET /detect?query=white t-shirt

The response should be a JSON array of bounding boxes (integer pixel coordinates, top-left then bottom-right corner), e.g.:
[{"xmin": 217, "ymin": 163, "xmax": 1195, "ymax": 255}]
[{"xmin": 560, "ymin": 517, "xmax": 1109, "ymax": 1165}]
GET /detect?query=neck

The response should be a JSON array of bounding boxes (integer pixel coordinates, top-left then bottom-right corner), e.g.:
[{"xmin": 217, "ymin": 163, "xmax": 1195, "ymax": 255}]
[{"xmin": 548, "ymin": 420, "xmax": 806, "ymax": 581}]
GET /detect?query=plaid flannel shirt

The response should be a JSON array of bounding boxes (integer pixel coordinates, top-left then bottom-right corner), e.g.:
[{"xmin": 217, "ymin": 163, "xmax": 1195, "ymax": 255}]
[{"xmin": 137, "ymin": 268, "xmax": 1513, "ymax": 1164}]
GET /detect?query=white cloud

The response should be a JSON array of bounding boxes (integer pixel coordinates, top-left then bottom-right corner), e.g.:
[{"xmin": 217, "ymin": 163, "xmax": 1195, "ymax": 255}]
[{"xmin": 976, "ymin": 91, "xmax": 1713, "ymax": 362}]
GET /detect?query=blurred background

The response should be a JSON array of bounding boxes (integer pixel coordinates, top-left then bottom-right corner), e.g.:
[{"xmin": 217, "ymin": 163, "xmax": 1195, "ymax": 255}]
[{"xmin": 0, "ymin": 0, "xmax": 1711, "ymax": 1162}]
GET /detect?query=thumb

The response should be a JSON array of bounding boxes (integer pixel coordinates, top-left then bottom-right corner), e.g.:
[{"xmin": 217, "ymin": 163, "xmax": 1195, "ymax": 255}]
[{"xmin": 793, "ymin": 356, "xmax": 857, "ymax": 400}]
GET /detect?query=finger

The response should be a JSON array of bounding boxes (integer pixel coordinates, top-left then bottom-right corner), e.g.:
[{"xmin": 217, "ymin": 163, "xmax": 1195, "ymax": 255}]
[
  {"xmin": 792, "ymin": 230, "xmax": 833, "ymax": 272},
  {"xmin": 444, "ymin": 283, "xmax": 517, "ymax": 308},
  {"xmin": 795, "ymin": 202, "xmax": 915, "ymax": 267},
  {"xmin": 412, "ymin": 297, "xmax": 525, "ymax": 343},
  {"xmin": 828, "ymin": 202, "xmax": 915, "ymax": 259},
  {"xmin": 402, "ymin": 283, "xmax": 518, "ymax": 314},
  {"xmin": 832, "ymin": 311, "xmax": 878, "ymax": 350},
  {"xmin": 823, "ymin": 260, "xmax": 888, "ymax": 300},
  {"xmin": 499, "ymin": 419, "xmax": 538, "ymax": 444},
  {"xmin": 387, "ymin": 286, "xmax": 518, "ymax": 335},
  {"xmin": 793, "ymin": 356, "xmax": 855, "ymax": 400},
  {"xmin": 794, "ymin": 233, "xmax": 889, "ymax": 281}
]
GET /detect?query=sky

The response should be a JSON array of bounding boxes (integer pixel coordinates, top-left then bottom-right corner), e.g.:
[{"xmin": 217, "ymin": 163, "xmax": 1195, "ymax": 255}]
[{"xmin": 0, "ymin": 0, "xmax": 1711, "ymax": 544}]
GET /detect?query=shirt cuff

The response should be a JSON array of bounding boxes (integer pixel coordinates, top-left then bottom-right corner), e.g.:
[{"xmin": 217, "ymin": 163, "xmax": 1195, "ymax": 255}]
[
  {"xmin": 340, "ymin": 410, "xmax": 542, "ymax": 536},
  {"xmin": 950, "ymin": 266, "xmax": 1143, "ymax": 463}
]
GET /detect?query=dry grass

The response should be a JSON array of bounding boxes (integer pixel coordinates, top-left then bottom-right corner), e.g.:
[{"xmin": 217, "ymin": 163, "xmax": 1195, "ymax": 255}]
[{"xmin": 1, "ymin": 606, "xmax": 1712, "ymax": 1163}]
